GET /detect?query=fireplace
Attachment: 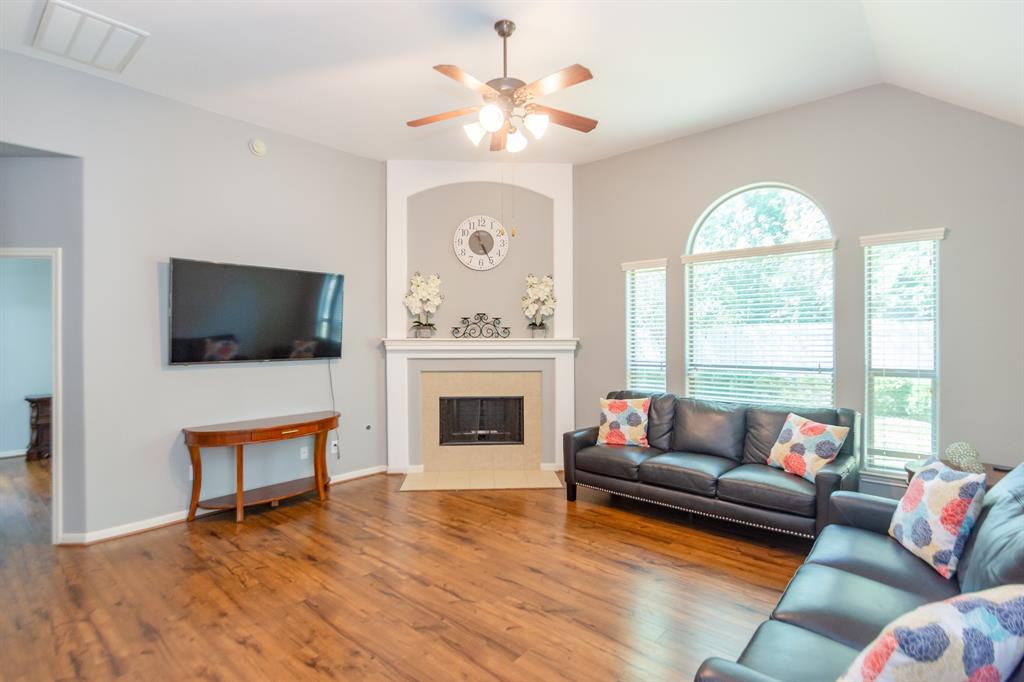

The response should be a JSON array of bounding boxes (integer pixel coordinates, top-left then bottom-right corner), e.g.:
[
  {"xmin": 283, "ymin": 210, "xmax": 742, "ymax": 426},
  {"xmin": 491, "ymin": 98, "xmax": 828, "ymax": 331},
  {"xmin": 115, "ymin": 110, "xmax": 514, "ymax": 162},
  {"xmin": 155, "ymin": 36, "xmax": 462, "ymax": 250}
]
[{"xmin": 439, "ymin": 396, "xmax": 525, "ymax": 446}]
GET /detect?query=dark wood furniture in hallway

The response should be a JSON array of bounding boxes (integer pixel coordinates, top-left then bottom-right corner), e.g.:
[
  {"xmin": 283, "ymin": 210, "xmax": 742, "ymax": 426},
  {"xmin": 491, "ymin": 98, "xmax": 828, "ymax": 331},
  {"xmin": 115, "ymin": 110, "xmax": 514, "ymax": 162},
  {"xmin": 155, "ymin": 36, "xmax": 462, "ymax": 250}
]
[
  {"xmin": 0, "ymin": 469, "xmax": 807, "ymax": 681},
  {"xmin": 182, "ymin": 410, "xmax": 339, "ymax": 522},
  {"xmin": 24, "ymin": 394, "xmax": 52, "ymax": 460}
]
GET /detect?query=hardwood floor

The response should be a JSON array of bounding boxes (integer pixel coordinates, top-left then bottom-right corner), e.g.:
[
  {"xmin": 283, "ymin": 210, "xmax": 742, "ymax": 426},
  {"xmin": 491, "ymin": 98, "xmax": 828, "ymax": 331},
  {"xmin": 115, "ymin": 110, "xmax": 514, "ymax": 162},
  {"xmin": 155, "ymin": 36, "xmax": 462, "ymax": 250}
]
[{"xmin": 0, "ymin": 460, "xmax": 809, "ymax": 681}]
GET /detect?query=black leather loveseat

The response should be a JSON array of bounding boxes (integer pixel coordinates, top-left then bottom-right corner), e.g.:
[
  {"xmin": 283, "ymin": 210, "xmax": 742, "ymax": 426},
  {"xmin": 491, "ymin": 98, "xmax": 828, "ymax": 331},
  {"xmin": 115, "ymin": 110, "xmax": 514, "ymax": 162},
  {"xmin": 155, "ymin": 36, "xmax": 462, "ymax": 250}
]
[
  {"xmin": 564, "ymin": 390, "xmax": 860, "ymax": 538},
  {"xmin": 695, "ymin": 465, "xmax": 1024, "ymax": 682}
]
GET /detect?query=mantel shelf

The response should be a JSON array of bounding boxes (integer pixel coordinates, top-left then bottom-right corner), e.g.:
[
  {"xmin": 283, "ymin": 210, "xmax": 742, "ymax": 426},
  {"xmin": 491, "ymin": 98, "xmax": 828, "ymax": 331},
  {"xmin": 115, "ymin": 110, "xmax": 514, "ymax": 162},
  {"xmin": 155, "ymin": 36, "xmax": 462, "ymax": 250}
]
[{"xmin": 383, "ymin": 338, "xmax": 579, "ymax": 354}]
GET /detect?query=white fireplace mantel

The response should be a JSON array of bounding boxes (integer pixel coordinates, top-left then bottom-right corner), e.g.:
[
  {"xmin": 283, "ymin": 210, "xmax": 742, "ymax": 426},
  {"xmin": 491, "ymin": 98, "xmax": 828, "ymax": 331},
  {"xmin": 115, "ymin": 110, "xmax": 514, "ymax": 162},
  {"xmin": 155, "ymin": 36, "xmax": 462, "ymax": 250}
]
[{"xmin": 384, "ymin": 338, "xmax": 578, "ymax": 472}]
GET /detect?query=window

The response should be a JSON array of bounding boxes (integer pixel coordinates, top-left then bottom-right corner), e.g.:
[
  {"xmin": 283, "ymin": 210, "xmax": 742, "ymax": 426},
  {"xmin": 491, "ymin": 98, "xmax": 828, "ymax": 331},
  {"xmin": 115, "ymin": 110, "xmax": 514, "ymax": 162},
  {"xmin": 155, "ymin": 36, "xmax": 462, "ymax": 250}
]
[
  {"xmin": 623, "ymin": 259, "xmax": 667, "ymax": 392},
  {"xmin": 683, "ymin": 186, "xmax": 835, "ymax": 407},
  {"xmin": 862, "ymin": 230, "xmax": 944, "ymax": 473}
]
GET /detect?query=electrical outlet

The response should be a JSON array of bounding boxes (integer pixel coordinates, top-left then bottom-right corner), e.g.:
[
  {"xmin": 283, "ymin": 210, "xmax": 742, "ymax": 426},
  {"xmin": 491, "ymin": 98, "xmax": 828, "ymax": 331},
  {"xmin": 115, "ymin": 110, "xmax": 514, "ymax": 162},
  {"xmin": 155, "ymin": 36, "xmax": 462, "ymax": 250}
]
[
  {"xmin": 330, "ymin": 439, "xmax": 339, "ymax": 459},
  {"xmin": 300, "ymin": 446, "xmax": 309, "ymax": 460}
]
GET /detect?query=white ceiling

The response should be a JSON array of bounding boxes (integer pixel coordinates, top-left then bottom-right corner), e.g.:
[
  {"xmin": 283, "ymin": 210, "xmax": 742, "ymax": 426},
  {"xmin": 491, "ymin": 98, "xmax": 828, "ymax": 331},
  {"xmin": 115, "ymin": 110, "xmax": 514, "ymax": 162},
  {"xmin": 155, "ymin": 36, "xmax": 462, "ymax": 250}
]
[{"xmin": 2, "ymin": 1, "xmax": 1021, "ymax": 164}]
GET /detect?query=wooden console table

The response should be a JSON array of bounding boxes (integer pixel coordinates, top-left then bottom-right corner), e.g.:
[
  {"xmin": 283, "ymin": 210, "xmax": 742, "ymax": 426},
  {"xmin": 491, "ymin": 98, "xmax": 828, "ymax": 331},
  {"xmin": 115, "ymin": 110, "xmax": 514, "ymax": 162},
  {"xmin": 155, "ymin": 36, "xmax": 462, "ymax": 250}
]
[
  {"xmin": 25, "ymin": 395, "xmax": 52, "ymax": 461},
  {"xmin": 183, "ymin": 411, "xmax": 339, "ymax": 522}
]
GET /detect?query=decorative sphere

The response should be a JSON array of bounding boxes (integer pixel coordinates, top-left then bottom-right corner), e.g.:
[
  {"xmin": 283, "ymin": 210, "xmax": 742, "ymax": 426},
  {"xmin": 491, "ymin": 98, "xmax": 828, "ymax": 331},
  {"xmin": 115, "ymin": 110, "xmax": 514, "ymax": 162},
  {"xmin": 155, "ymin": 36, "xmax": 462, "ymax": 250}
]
[{"xmin": 942, "ymin": 442, "xmax": 985, "ymax": 474}]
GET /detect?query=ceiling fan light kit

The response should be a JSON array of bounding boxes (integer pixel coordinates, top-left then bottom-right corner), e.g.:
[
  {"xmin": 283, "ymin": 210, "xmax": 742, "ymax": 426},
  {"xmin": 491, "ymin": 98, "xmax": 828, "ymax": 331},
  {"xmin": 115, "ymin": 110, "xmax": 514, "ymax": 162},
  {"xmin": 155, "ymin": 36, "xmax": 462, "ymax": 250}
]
[{"xmin": 407, "ymin": 19, "xmax": 598, "ymax": 152}]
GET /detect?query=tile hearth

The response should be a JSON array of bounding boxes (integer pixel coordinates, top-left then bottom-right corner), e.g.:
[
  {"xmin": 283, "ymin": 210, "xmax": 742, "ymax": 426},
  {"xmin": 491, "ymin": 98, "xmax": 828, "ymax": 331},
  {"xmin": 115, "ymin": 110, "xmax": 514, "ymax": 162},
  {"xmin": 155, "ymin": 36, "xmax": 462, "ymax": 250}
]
[{"xmin": 399, "ymin": 469, "xmax": 562, "ymax": 491}]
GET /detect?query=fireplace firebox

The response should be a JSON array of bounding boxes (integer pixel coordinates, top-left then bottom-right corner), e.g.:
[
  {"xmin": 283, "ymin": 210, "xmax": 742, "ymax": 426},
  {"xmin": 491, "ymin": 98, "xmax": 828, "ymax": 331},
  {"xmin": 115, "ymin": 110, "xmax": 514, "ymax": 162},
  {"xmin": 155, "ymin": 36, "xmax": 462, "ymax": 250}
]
[{"xmin": 439, "ymin": 396, "xmax": 524, "ymax": 445}]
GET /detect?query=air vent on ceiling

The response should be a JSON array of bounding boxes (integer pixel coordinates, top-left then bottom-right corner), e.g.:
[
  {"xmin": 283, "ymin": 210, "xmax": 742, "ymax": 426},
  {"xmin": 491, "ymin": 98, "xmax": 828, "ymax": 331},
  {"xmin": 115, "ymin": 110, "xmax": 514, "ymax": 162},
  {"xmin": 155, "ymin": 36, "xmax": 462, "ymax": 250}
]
[{"xmin": 32, "ymin": 0, "xmax": 148, "ymax": 74}]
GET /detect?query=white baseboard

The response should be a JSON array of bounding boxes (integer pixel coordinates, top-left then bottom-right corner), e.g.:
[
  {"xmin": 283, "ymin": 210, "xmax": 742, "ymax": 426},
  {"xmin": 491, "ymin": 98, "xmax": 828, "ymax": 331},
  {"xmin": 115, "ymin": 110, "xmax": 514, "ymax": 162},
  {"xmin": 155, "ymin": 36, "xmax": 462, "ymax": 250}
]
[
  {"xmin": 541, "ymin": 463, "xmax": 564, "ymax": 471},
  {"xmin": 388, "ymin": 464, "xmax": 423, "ymax": 474},
  {"xmin": 0, "ymin": 449, "xmax": 26, "ymax": 459},
  {"xmin": 330, "ymin": 465, "xmax": 387, "ymax": 483},
  {"xmin": 61, "ymin": 465, "xmax": 390, "ymax": 545}
]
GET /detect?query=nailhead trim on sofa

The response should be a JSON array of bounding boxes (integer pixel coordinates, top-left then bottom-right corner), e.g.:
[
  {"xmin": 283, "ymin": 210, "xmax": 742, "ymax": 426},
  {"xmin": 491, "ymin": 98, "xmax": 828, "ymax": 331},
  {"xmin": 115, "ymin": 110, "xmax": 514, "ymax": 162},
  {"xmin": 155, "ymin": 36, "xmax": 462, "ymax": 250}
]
[{"xmin": 576, "ymin": 481, "xmax": 816, "ymax": 539}]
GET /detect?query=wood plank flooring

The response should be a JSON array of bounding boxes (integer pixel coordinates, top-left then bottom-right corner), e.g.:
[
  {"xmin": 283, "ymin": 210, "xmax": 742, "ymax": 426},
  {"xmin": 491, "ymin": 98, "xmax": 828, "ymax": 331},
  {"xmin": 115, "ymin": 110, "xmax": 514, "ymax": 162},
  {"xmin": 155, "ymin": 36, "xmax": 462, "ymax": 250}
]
[{"xmin": 0, "ymin": 458, "xmax": 809, "ymax": 681}]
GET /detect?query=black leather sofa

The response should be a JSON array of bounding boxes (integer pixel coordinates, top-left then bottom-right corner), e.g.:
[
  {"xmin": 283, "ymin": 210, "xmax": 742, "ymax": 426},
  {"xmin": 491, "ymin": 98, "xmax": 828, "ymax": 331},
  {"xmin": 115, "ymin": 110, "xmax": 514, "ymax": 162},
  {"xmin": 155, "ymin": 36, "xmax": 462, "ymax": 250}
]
[
  {"xmin": 564, "ymin": 391, "xmax": 860, "ymax": 538},
  {"xmin": 695, "ymin": 464, "xmax": 1024, "ymax": 682}
]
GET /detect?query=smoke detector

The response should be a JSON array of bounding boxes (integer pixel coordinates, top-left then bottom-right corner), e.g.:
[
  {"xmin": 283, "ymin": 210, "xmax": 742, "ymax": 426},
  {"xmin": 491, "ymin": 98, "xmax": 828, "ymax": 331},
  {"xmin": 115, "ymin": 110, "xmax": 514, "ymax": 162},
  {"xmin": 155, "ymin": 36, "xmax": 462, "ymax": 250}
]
[{"xmin": 32, "ymin": 0, "xmax": 148, "ymax": 74}]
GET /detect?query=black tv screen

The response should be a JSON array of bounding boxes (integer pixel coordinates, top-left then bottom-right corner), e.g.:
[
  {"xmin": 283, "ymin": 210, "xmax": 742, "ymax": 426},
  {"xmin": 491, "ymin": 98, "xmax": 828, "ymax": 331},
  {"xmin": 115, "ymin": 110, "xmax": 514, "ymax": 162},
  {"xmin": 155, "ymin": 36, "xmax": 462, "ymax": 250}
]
[{"xmin": 169, "ymin": 258, "xmax": 344, "ymax": 364}]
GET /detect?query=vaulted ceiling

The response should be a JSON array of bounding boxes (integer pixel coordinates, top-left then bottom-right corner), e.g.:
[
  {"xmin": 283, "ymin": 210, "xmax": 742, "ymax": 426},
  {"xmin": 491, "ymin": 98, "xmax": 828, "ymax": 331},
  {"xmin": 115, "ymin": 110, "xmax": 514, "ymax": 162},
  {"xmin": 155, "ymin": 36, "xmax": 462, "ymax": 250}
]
[{"xmin": 1, "ymin": 1, "xmax": 1020, "ymax": 163}]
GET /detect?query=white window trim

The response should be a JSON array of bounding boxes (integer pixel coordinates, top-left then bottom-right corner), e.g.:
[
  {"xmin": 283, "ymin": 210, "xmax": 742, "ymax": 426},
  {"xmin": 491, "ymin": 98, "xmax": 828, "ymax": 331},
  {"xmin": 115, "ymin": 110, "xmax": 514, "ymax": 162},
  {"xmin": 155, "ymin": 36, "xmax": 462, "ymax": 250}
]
[
  {"xmin": 859, "ymin": 228, "xmax": 946, "ymax": 248},
  {"xmin": 621, "ymin": 258, "xmax": 668, "ymax": 272},
  {"xmin": 680, "ymin": 238, "xmax": 836, "ymax": 265},
  {"xmin": 861, "ymin": 233, "xmax": 942, "ymax": 477}
]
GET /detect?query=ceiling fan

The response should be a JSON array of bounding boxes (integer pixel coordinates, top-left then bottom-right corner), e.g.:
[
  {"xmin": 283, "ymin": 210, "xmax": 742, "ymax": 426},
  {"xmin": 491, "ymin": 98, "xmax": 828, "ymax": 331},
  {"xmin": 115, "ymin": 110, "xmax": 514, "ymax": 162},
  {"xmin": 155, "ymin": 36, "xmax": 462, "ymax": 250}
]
[{"xmin": 406, "ymin": 19, "xmax": 597, "ymax": 152}]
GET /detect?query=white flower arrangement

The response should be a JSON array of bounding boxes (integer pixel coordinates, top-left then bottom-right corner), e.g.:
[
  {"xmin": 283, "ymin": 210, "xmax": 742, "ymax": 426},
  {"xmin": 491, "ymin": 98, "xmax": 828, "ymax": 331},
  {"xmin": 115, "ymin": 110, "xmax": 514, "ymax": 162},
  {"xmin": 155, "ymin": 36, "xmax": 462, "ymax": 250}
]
[
  {"xmin": 521, "ymin": 274, "xmax": 556, "ymax": 328},
  {"xmin": 403, "ymin": 272, "xmax": 444, "ymax": 328}
]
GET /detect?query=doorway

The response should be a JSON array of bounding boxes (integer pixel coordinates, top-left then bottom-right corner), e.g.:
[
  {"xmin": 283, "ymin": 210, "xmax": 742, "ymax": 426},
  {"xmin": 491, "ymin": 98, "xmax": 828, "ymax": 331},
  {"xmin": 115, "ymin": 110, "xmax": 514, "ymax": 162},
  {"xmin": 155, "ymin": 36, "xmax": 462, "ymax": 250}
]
[{"xmin": 0, "ymin": 249, "xmax": 62, "ymax": 544}]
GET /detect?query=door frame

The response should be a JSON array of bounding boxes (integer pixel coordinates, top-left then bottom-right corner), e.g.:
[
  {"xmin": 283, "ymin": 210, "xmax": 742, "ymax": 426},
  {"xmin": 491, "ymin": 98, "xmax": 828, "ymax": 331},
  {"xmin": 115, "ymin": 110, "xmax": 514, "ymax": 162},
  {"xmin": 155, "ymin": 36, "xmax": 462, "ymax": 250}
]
[{"xmin": 0, "ymin": 247, "xmax": 63, "ymax": 544}]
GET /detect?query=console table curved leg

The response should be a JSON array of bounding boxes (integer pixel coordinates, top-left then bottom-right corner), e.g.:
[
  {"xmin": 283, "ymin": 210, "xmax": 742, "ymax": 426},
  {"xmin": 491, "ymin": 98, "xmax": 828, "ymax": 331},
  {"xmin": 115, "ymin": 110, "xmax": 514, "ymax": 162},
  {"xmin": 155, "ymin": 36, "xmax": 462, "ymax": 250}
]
[
  {"xmin": 235, "ymin": 445, "xmax": 245, "ymax": 523},
  {"xmin": 313, "ymin": 431, "xmax": 327, "ymax": 501},
  {"xmin": 187, "ymin": 446, "xmax": 202, "ymax": 521}
]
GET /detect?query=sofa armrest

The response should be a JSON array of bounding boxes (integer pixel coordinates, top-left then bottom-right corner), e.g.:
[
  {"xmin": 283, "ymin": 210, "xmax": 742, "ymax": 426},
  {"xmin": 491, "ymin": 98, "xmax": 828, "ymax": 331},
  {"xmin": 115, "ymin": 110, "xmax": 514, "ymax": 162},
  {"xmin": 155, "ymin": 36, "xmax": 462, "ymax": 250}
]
[
  {"xmin": 694, "ymin": 658, "xmax": 781, "ymax": 682},
  {"xmin": 814, "ymin": 451, "xmax": 860, "ymax": 535},
  {"xmin": 828, "ymin": 491, "xmax": 899, "ymax": 535},
  {"xmin": 562, "ymin": 426, "xmax": 598, "ymax": 486}
]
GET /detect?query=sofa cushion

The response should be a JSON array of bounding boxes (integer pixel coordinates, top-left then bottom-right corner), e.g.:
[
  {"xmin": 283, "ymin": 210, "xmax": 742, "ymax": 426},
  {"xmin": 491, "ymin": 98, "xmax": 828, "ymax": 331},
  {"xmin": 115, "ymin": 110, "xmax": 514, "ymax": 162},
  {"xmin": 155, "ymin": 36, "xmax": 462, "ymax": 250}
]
[
  {"xmin": 606, "ymin": 391, "xmax": 676, "ymax": 450},
  {"xmin": 737, "ymin": 620, "xmax": 859, "ymax": 682},
  {"xmin": 637, "ymin": 452, "xmax": 738, "ymax": 497},
  {"xmin": 670, "ymin": 398, "xmax": 746, "ymax": 461},
  {"xmin": 807, "ymin": 525, "xmax": 960, "ymax": 602},
  {"xmin": 773, "ymin": 563, "xmax": 934, "ymax": 649},
  {"xmin": 743, "ymin": 405, "xmax": 842, "ymax": 465},
  {"xmin": 717, "ymin": 464, "xmax": 817, "ymax": 518},
  {"xmin": 958, "ymin": 464, "xmax": 1024, "ymax": 593},
  {"xmin": 575, "ymin": 444, "xmax": 662, "ymax": 481}
]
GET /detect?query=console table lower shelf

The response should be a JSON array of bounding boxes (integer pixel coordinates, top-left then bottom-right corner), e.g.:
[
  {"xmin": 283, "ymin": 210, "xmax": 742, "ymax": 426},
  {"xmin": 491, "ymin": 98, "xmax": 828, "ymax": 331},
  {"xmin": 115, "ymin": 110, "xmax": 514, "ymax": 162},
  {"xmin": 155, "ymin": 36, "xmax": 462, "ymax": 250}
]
[{"xmin": 183, "ymin": 411, "xmax": 340, "ymax": 522}]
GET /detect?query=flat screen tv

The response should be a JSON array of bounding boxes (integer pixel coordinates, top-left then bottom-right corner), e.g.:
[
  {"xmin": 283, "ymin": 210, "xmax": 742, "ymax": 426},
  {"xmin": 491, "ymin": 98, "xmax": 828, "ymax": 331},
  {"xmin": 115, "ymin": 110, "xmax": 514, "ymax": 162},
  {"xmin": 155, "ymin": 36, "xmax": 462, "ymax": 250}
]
[{"xmin": 169, "ymin": 258, "xmax": 344, "ymax": 364}]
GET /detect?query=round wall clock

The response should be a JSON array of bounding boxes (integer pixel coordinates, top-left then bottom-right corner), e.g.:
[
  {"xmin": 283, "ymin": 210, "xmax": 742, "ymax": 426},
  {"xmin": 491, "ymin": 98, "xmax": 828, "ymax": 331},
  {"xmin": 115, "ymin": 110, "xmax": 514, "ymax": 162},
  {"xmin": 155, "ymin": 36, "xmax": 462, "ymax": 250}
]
[{"xmin": 453, "ymin": 214, "xmax": 509, "ymax": 271}]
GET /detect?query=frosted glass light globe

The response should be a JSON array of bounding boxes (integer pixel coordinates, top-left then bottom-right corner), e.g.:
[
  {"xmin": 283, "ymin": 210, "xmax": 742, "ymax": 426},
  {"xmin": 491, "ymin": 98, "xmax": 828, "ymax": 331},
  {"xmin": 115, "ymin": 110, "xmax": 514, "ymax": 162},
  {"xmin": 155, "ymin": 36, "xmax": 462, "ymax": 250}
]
[
  {"xmin": 506, "ymin": 128, "xmax": 528, "ymax": 153},
  {"xmin": 479, "ymin": 103, "xmax": 505, "ymax": 132},
  {"xmin": 463, "ymin": 122, "xmax": 486, "ymax": 146},
  {"xmin": 524, "ymin": 113, "xmax": 549, "ymax": 139}
]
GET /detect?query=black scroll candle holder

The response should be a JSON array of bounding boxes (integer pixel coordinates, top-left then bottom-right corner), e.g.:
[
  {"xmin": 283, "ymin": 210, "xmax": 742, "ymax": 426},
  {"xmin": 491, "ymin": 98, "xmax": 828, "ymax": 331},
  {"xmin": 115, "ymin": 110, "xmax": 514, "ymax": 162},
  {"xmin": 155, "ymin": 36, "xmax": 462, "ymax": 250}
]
[{"xmin": 451, "ymin": 313, "xmax": 510, "ymax": 339}]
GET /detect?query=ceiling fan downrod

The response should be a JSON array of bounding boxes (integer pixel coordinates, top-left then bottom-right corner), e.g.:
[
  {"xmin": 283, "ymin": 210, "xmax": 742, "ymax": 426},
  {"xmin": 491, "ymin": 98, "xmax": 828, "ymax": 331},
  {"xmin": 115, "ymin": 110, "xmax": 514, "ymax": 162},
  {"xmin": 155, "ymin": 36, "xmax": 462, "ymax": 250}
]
[{"xmin": 494, "ymin": 19, "xmax": 515, "ymax": 79}]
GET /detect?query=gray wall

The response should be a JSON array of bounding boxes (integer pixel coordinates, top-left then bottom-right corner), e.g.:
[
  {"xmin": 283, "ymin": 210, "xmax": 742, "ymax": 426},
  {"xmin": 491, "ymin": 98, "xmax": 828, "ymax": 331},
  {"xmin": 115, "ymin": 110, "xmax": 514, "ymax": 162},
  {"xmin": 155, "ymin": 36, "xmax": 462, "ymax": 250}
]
[
  {"xmin": 407, "ymin": 181, "xmax": 553, "ymax": 336},
  {"xmin": 574, "ymin": 84, "xmax": 1024, "ymax": 468},
  {"xmin": 0, "ymin": 51, "xmax": 386, "ymax": 535},
  {"xmin": 0, "ymin": 156, "xmax": 86, "ymax": 527},
  {"xmin": 0, "ymin": 258, "xmax": 53, "ymax": 454}
]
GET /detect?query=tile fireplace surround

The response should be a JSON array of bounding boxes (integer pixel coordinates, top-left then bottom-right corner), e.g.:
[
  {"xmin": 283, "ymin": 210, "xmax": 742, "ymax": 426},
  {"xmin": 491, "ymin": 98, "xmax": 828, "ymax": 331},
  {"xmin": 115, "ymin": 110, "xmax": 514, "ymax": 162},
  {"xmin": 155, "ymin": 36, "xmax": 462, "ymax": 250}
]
[{"xmin": 383, "ymin": 338, "xmax": 578, "ymax": 473}]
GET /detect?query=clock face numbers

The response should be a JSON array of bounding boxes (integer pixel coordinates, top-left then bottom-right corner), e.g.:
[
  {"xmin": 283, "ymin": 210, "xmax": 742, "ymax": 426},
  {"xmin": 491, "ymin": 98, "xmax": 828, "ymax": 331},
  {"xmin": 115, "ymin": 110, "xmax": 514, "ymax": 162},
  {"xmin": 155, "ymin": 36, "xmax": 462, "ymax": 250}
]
[{"xmin": 454, "ymin": 215, "xmax": 509, "ymax": 271}]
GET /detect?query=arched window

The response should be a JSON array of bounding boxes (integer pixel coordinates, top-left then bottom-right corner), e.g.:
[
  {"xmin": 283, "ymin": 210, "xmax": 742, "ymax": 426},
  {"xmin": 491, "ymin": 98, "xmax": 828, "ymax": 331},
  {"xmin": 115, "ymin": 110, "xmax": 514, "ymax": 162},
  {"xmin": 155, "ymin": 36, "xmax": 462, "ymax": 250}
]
[{"xmin": 683, "ymin": 185, "xmax": 836, "ymax": 407}]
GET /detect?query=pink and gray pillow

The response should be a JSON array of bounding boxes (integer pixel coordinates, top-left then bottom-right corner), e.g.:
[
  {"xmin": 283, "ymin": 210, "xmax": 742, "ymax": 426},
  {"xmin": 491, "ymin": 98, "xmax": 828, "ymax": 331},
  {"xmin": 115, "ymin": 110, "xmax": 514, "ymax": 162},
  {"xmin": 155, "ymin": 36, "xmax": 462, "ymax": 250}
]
[
  {"xmin": 767, "ymin": 413, "xmax": 850, "ymax": 482},
  {"xmin": 597, "ymin": 398, "xmax": 650, "ymax": 447},
  {"xmin": 889, "ymin": 460, "xmax": 986, "ymax": 579},
  {"xmin": 839, "ymin": 584, "xmax": 1024, "ymax": 682}
]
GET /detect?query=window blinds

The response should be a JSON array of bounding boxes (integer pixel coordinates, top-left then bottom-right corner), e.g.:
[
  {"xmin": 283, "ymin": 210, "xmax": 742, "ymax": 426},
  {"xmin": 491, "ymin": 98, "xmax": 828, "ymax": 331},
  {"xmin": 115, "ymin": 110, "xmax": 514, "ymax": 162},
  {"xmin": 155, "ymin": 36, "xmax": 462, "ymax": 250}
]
[
  {"xmin": 685, "ymin": 248, "xmax": 835, "ymax": 407},
  {"xmin": 625, "ymin": 264, "xmax": 667, "ymax": 392},
  {"xmin": 864, "ymin": 238, "xmax": 939, "ymax": 472}
]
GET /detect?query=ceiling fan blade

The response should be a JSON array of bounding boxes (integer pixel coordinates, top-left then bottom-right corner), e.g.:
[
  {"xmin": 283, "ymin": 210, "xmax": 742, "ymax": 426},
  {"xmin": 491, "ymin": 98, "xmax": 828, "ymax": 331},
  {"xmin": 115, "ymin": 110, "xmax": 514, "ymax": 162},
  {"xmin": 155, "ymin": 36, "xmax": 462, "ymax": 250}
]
[
  {"xmin": 490, "ymin": 127, "xmax": 507, "ymax": 152},
  {"xmin": 517, "ymin": 64, "xmax": 593, "ymax": 99},
  {"xmin": 406, "ymin": 105, "xmax": 481, "ymax": 128},
  {"xmin": 529, "ymin": 104, "xmax": 598, "ymax": 133},
  {"xmin": 434, "ymin": 65, "xmax": 499, "ymax": 97}
]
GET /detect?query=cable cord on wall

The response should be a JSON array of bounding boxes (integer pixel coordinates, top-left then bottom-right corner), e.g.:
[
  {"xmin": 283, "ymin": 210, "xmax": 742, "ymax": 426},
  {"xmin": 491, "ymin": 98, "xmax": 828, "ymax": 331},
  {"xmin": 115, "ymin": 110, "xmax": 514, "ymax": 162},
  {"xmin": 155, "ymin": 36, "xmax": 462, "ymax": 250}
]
[{"xmin": 327, "ymin": 359, "xmax": 338, "ymax": 456}]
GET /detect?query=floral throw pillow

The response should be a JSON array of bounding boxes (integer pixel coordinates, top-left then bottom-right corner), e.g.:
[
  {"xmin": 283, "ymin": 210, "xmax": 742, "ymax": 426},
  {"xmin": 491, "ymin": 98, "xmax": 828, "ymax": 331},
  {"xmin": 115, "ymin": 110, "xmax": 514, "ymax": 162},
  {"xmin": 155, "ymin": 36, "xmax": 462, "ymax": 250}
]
[
  {"xmin": 889, "ymin": 460, "xmax": 986, "ymax": 579},
  {"xmin": 203, "ymin": 338, "xmax": 239, "ymax": 361},
  {"xmin": 767, "ymin": 413, "xmax": 850, "ymax": 482},
  {"xmin": 597, "ymin": 398, "xmax": 650, "ymax": 447},
  {"xmin": 838, "ymin": 584, "xmax": 1024, "ymax": 682}
]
